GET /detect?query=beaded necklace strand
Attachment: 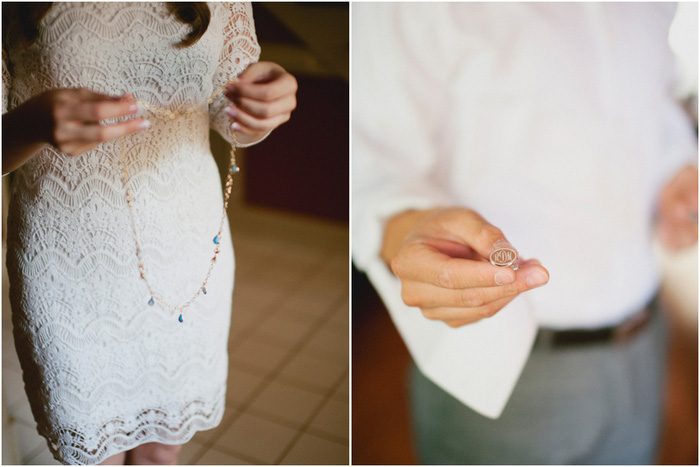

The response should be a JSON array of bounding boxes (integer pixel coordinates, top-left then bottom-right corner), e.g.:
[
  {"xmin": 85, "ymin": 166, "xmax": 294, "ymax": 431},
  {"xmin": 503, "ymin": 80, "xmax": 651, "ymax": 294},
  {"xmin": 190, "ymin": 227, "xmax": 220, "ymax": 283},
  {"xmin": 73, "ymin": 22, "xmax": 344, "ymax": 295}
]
[{"xmin": 118, "ymin": 82, "xmax": 239, "ymax": 323}]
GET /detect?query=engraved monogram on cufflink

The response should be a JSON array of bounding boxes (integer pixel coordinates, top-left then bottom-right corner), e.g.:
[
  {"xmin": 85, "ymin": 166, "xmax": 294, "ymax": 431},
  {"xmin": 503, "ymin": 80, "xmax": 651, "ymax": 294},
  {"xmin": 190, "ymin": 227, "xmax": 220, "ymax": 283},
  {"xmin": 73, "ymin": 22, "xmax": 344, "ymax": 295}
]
[{"xmin": 490, "ymin": 247, "xmax": 519, "ymax": 271}]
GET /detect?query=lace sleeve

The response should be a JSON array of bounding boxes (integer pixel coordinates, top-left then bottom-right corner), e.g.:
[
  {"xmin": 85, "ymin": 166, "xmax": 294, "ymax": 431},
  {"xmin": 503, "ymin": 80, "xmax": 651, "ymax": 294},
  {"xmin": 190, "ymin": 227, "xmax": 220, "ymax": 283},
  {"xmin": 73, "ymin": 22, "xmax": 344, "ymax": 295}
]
[
  {"xmin": 209, "ymin": 2, "xmax": 261, "ymax": 145},
  {"xmin": 2, "ymin": 47, "xmax": 11, "ymax": 114}
]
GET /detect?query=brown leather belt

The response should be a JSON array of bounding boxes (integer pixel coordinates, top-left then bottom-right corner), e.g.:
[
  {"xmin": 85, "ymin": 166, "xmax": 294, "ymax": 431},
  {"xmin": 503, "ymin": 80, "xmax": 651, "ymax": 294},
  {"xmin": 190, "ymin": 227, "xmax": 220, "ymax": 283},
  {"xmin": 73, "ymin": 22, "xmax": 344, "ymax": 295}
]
[{"xmin": 535, "ymin": 304, "xmax": 654, "ymax": 348}]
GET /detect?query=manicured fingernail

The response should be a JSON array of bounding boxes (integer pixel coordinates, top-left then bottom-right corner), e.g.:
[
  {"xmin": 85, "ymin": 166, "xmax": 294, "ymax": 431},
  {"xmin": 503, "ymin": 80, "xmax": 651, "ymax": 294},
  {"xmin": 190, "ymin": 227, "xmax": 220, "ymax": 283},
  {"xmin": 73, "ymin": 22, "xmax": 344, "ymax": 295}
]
[
  {"xmin": 526, "ymin": 268, "xmax": 549, "ymax": 288},
  {"xmin": 138, "ymin": 120, "xmax": 151, "ymax": 129},
  {"xmin": 224, "ymin": 106, "xmax": 237, "ymax": 117},
  {"xmin": 129, "ymin": 104, "xmax": 139, "ymax": 114},
  {"xmin": 495, "ymin": 270, "xmax": 515, "ymax": 285},
  {"xmin": 230, "ymin": 122, "xmax": 240, "ymax": 131}
]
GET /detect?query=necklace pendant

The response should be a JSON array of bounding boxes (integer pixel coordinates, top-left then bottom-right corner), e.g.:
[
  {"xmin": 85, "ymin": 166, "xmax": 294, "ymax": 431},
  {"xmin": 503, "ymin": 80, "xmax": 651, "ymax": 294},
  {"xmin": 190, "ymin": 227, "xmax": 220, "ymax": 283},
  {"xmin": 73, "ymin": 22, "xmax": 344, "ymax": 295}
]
[
  {"xmin": 231, "ymin": 165, "xmax": 240, "ymax": 174},
  {"xmin": 178, "ymin": 313, "xmax": 183, "ymax": 323},
  {"xmin": 213, "ymin": 235, "xmax": 219, "ymax": 245},
  {"xmin": 148, "ymin": 297, "xmax": 155, "ymax": 306},
  {"xmin": 202, "ymin": 287, "xmax": 207, "ymax": 295}
]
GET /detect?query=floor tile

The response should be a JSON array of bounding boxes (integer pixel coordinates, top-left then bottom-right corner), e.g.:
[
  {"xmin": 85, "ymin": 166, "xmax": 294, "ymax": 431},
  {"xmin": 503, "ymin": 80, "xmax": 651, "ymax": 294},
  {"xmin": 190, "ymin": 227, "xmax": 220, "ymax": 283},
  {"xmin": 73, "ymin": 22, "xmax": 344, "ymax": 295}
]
[
  {"xmin": 177, "ymin": 438, "xmax": 207, "ymax": 465},
  {"xmin": 228, "ymin": 336, "xmax": 290, "ymax": 377},
  {"xmin": 213, "ymin": 412, "xmax": 297, "ymax": 464},
  {"xmin": 3, "ymin": 329, "xmax": 21, "ymax": 373},
  {"xmin": 280, "ymin": 432, "xmax": 348, "ymax": 465},
  {"xmin": 302, "ymin": 321, "xmax": 349, "ymax": 361},
  {"xmin": 190, "ymin": 409, "xmax": 236, "ymax": 445},
  {"xmin": 226, "ymin": 368, "xmax": 266, "ymax": 408},
  {"xmin": 12, "ymin": 421, "xmax": 46, "ymax": 463},
  {"xmin": 308, "ymin": 398, "xmax": 349, "ymax": 441},
  {"xmin": 247, "ymin": 380, "xmax": 325, "ymax": 428},
  {"xmin": 7, "ymin": 394, "xmax": 35, "ymax": 426},
  {"xmin": 278, "ymin": 348, "xmax": 347, "ymax": 393},
  {"xmin": 3, "ymin": 367, "xmax": 27, "ymax": 407},
  {"xmin": 332, "ymin": 374, "xmax": 349, "ymax": 403},
  {"xmin": 232, "ymin": 282, "xmax": 286, "ymax": 317},
  {"xmin": 196, "ymin": 446, "xmax": 252, "ymax": 465},
  {"xmin": 24, "ymin": 447, "xmax": 61, "ymax": 465},
  {"xmin": 252, "ymin": 313, "xmax": 315, "ymax": 347}
]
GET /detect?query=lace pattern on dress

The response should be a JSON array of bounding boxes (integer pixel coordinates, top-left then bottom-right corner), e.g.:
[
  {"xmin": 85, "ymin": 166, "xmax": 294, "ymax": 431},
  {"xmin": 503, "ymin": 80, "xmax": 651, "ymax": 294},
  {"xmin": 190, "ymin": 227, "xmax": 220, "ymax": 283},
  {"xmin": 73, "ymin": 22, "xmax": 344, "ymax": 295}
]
[{"xmin": 4, "ymin": 3, "xmax": 259, "ymax": 464}]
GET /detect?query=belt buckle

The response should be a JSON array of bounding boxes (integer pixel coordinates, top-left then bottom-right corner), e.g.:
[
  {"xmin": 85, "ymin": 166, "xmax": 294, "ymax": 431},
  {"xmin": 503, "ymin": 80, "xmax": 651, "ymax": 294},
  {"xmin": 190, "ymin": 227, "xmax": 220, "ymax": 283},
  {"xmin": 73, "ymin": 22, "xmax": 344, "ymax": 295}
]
[{"xmin": 612, "ymin": 307, "xmax": 651, "ymax": 343}]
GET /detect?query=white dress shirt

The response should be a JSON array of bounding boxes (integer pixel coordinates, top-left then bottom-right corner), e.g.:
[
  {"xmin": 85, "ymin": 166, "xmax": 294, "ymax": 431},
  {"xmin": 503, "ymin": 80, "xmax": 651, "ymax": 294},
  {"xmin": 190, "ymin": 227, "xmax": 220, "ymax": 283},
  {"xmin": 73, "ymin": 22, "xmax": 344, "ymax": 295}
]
[{"xmin": 352, "ymin": 2, "xmax": 697, "ymax": 418}]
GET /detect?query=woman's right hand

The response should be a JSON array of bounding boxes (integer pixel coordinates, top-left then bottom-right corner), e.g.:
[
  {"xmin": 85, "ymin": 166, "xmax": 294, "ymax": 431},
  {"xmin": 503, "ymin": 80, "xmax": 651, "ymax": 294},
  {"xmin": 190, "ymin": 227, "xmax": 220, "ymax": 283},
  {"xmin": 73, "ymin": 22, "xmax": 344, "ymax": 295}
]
[
  {"xmin": 3, "ymin": 88, "xmax": 149, "ymax": 174},
  {"xmin": 381, "ymin": 208, "xmax": 550, "ymax": 327}
]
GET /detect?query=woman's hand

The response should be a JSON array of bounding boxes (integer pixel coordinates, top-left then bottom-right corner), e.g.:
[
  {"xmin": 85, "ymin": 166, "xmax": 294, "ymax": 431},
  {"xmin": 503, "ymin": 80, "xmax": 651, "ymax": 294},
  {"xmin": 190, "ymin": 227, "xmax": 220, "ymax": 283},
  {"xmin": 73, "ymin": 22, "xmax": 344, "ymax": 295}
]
[
  {"xmin": 3, "ymin": 88, "xmax": 149, "ymax": 174},
  {"xmin": 657, "ymin": 165, "xmax": 698, "ymax": 250},
  {"xmin": 223, "ymin": 61, "xmax": 297, "ymax": 145},
  {"xmin": 382, "ymin": 208, "xmax": 550, "ymax": 327}
]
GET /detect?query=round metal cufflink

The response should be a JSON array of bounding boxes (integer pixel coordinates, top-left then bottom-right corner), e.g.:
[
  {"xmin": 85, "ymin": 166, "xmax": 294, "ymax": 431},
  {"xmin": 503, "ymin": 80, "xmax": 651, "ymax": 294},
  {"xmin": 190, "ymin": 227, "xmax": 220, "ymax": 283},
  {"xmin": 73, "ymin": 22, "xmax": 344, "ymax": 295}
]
[{"xmin": 490, "ymin": 247, "xmax": 519, "ymax": 271}]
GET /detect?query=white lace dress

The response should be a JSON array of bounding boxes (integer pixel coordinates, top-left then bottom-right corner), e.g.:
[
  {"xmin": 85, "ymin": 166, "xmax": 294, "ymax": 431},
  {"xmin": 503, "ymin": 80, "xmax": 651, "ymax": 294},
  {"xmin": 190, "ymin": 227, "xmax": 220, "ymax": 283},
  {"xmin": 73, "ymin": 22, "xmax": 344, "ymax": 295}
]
[{"xmin": 3, "ymin": 3, "xmax": 260, "ymax": 464}]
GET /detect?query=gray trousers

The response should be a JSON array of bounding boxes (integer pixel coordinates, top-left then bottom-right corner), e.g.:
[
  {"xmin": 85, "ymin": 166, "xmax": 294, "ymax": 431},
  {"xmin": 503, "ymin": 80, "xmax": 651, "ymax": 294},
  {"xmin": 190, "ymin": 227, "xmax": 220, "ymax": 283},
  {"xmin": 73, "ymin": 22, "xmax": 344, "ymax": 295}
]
[{"xmin": 410, "ymin": 310, "xmax": 668, "ymax": 465}]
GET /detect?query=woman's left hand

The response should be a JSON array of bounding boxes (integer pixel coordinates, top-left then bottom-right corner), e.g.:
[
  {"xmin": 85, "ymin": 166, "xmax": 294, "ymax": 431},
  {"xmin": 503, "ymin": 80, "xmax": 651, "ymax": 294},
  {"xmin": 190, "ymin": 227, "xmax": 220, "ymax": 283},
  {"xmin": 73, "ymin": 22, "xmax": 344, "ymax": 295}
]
[{"xmin": 224, "ymin": 61, "xmax": 297, "ymax": 145}]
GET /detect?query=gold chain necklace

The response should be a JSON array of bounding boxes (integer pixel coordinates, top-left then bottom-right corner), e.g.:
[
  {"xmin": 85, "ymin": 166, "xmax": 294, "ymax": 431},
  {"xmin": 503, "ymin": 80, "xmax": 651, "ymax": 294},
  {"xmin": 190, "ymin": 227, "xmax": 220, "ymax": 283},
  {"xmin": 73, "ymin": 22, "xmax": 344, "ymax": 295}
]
[{"xmin": 118, "ymin": 82, "xmax": 239, "ymax": 323}]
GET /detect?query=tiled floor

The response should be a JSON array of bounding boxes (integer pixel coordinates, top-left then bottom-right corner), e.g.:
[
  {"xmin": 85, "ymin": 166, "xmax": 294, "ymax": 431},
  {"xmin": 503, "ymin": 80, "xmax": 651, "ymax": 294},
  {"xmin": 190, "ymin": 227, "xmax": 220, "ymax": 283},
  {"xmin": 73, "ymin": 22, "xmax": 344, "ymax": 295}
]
[{"xmin": 2, "ymin": 202, "xmax": 349, "ymax": 465}]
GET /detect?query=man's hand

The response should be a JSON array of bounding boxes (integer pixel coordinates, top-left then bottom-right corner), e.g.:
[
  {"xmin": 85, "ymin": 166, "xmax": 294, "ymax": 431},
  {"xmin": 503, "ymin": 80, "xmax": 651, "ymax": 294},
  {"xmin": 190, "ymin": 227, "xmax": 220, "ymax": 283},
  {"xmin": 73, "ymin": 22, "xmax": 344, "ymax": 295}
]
[
  {"xmin": 657, "ymin": 165, "xmax": 698, "ymax": 250},
  {"xmin": 382, "ymin": 208, "xmax": 550, "ymax": 327}
]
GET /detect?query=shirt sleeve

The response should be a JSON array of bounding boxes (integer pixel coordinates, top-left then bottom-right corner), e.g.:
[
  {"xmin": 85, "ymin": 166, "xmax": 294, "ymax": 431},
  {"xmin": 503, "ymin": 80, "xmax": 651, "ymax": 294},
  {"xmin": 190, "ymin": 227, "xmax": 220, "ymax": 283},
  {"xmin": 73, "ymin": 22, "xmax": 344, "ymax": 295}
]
[
  {"xmin": 209, "ymin": 2, "xmax": 262, "ymax": 146},
  {"xmin": 351, "ymin": 3, "xmax": 456, "ymax": 272},
  {"xmin": 352, "ymin": 3, "xmax": 539, "ymax": 420}
]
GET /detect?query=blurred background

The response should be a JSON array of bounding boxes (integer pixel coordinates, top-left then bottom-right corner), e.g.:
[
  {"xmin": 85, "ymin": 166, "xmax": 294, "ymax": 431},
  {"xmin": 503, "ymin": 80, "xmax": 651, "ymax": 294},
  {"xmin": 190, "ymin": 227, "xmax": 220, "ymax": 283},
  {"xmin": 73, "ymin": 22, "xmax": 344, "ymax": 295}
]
[
  {"xmin": 2, "ymin": 2, "xmax": 349, "ymax": 465},
  {"xmin": 352, "ymin": 3, "xmax": 697, "ymax": 464}
]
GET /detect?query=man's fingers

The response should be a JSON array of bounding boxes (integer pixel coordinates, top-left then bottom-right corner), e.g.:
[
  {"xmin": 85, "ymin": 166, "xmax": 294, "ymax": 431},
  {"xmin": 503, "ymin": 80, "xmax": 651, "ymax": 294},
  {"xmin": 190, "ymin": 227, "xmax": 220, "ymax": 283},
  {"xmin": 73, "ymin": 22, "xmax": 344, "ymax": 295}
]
[
  {"xmin": 400, "ymin": 262, "xmax": 549, "ymax": 309},
  {"xmin": 391, "ymin": 243, "xmax": 516, "ymax": 289},
  {"xmin": 421, "ymin": 296, "xmax": 517, "ymax": 326},
  {"xmin": 436, "ymin": 209, "xmax": 516, "ymax": 260}
]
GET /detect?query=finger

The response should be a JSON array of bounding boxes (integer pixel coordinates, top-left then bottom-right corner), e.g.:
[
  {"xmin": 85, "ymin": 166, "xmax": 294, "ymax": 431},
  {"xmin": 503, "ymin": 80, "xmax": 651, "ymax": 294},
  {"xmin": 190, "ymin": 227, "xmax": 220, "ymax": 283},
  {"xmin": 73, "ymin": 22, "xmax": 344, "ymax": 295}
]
[
  {"xmin": 60, "ymin": 141, "xmax": 101, "ymax": 158},
  {"xmin": 391, "ymin": 242, "xmax": 516, "ymax": 289},
  {"xmin": 226, "ymin": 72, "xmax": 297, "ymax": 101},
  {"xmin": 227, "ymin": 106, "xmax": 289, "ymax": 133},
  {"xmin": 61, "ymin": 118, "xmax": 150, "ymax": 144},
  {"xmin": 66, "ymin": 99, "xmax": 140, "ymax": 123},
  {"xmin": 225, "ymin": 94, "xmax": 296, "ymax": 120},
  {"xmin": 235, "ymin": 61, "xmax": 284, "ymax": 83},
  {"xmin": 421, "ymin": 295, "xmax": 517, "ymax": 327},
  {"xmin": 447, "ymin": 211, "xmax": 517, "ymax": 260},
  {"xmin": 72, "ymin": 87, "xmax": 126, "ymax": 102},
  {"xmin": 229, "ymin": 122, "xmax": 263, "ymax": 136},
  {"xmin": 400, "ymin": 263, "xmax": 549, "ymax": 309}
]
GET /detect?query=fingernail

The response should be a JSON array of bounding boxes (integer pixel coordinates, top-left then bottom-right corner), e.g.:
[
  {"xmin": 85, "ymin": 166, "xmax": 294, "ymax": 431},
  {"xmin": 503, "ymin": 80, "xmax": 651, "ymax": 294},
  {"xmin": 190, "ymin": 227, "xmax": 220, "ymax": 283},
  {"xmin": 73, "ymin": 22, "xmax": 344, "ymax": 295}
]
[
  {"xmin": 138, "ymin": 120, "xmax": 151, "ymax": 129},
  {"xmin": 492, "ymin": 239, "xmax": 515, "ymax": 250},
  {"xmin": 495, "ymin": 270, "xmax": 515, "ymax": 285},
  {"xmin": 526, "ymin": 269, "xmax": 549, "ymax": 288},
  {"xmin": 129, "ymin": 104, "xmax": 139, "ymax": 114},
  {"xmin": 224, "ymin": 106, "xmax": 237, "ymax": 117},
  {"xmin": 230, "ymin": 122, "xmax": 240, "ymax": 131}
]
